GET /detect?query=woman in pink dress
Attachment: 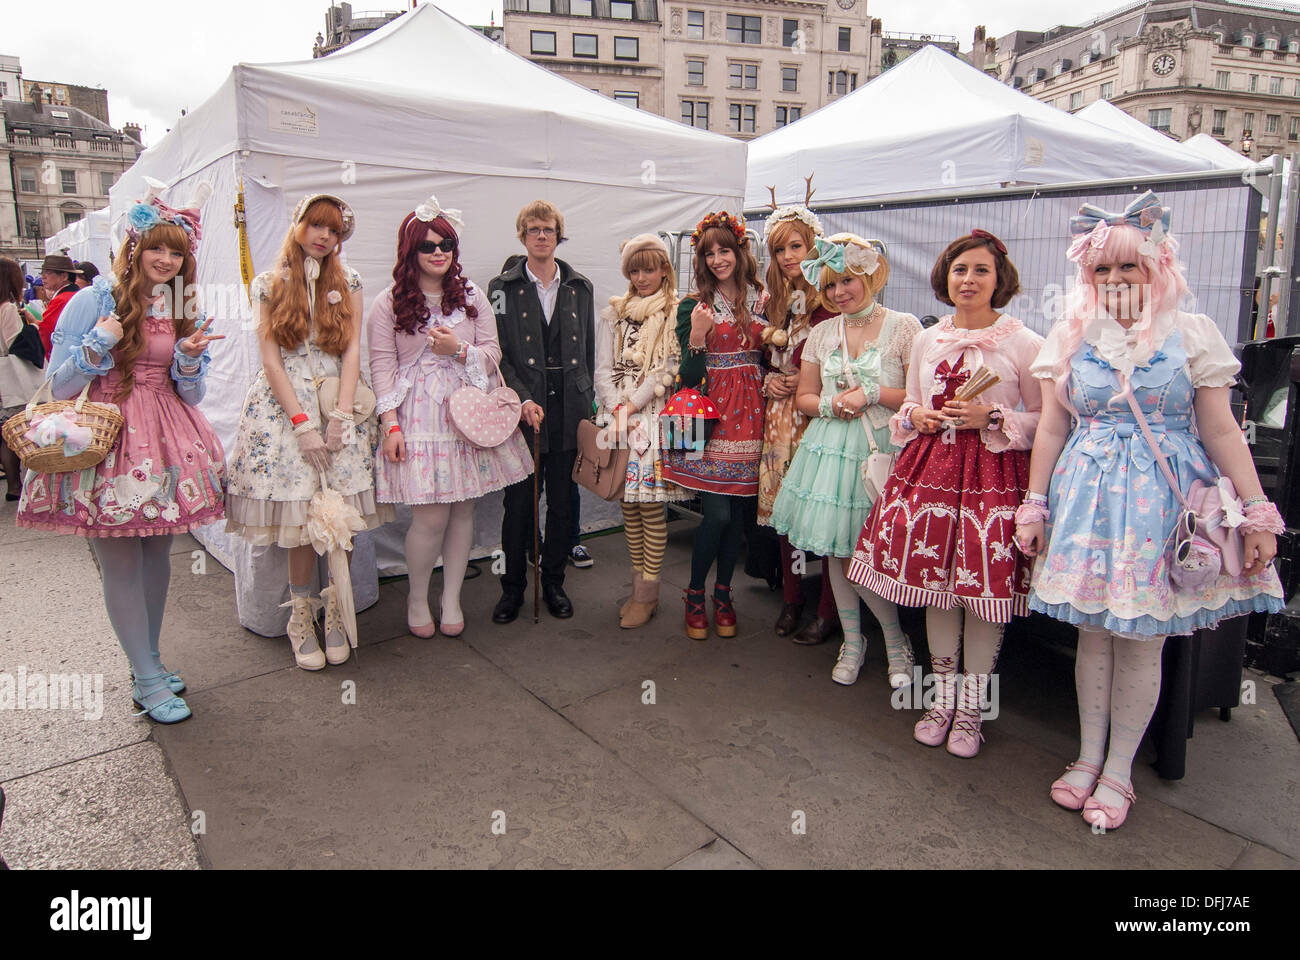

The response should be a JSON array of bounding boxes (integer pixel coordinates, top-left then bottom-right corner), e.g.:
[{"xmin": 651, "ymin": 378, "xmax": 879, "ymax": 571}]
[
  {"xmin": 16, "ymin": 184, "xmax": 226, "ymax": 723},
  {"xmin": 369, "ymin": 197, "xmax": 532, "ymax": 637},
  {"xmin": 847, "ymin": 231, "xmax": 1042, "ymax": 756}
]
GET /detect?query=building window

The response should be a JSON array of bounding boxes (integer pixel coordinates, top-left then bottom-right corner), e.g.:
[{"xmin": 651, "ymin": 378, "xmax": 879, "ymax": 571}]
[
  {"xmin": 782, "ymin": 66, "xmax": 798, "ymax": 92},
  {"xmin": 530, "ymin": 31, "xmax": 556, "ymax": 55},
  {"xmin": 1216, "ymin": 70, "xmax": 1230, "ymax": 89},
  {"xmin": 1148, "ymin": 108, "xmax": 1172, "ymax": 132},
  {"xmin": 782, "ymin": 19, "xmax": 798, "ymax": 48},
  {"xmin": 1290, "ymin": 38, "xmax": 1300, "ymax": 54},
  {"xmin": 729, "ymin": 102, "xmax": 756, "ymax": 133},
  {"xmin": 1266, "ymin": 113, "xmax": 1280, "ymax": 133},
  {"xmin": 1245, "ymin": 111, "xmax": 1255, "ymax": 132},
  {"xmin": 727, "ymin": 14, "xmax": 760, "ymax": 45},
  {"xmin": 729, "ymin": 62, "xmax": 757, "ymax": 89},
  {"xmin": 687, "ymin": 9, "xmax": 703, "ymax": 40},
  {"xmin": 1271, "ymin": 76, "xmax": 1283, "ymax": 94},
  {"xmin": 614, "ymin": 90, "xmax": 639, "ymax": 108},
  {"xmin": 682, "ymin": 100, "xmax": 709, "ymax": 129},
  {"xmin": 100, "ymin": 171, "xmax": 115, "ymax": 194},
  {"xmin": 23, "ymin": 211, "xmax": 41, "ymax": 238},
  {"xmin": 573, "ymin": 34, "xmax": 597, "ymax": 57},
  {"xmin": 63, "ymin": 210, "xmax": 82, "ymax": 228},
  {"xmin": 1070, "ymin": 91, "xmax": 1082, "ymax": 110},
  {"xmin": 838, "ymin": 26, "xmax": 851, "ymax": 52},
  {"xmin": 611, "ymin": 0, "xmax": 634, "ymax": 19},
  {"xmin": 0, "ymin": 82, "xmax": 6, "ymax": 96},
  {"xmin": 1294, "ymin": 79, "xmax": 1300, "ymax": 96},
  {"xmin": 1242, "ymin": 32, "xmax": 1256, "ymax": 48},
  {"xmin": 614, "ymin": 36, "xmax": 638, "ymax": 60},
  {"xmin": 526, "ymin": 0, "xmax": 551, "ymax": 11},
  {"xmin": 60, "ymin": 169, "xmax": 76, "ymax": 194},
  {"xmin": 687, "ymin": 59, "xmax": 704, "ymax": 85},
  {"xmin": 19, "ymin": 169, "xmax": 37, "ymax": 193},
  {"xmin": 1291, "ymin": 117, "xmax": 1299, "ymax": 140},
  {"xmin": 775, "ymin": 106, "xmax": 801, "ymax": 127},
  {"xmin": 1099, "ymin": 81, "xmax": 1113, "ymax": 99},
  {"xmin": 1249, "ymin": 74, "xmax": 1258, "ymax": 92},
  {"xmin": 1265, "ymin": 37, "xmax": 1279, "ymax": 51},
  {"xmin": 830, "ymin": 70, "xmax": 851, "ymax": 95},
  {"xmin": 1213, "ymin": 109, "xmax": 1227, "ymax": 135},
  {"xmin": 571, "ymin": 0, "xmax": 593, "ymax": 14}
]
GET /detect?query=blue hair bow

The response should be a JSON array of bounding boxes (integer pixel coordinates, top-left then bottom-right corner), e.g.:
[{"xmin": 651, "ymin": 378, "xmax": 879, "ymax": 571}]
[
  {"xmin": 1070, "ymin": 190, "xmax": 1171, "ymax": 237},
  {"xmin": 800, "ymin": 236, "xmax": 844, "ymax": 289}
]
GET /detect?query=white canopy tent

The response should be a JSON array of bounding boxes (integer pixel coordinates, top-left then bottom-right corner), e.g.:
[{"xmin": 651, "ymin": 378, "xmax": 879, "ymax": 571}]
[
  {"xmin": 44, "ymin": 207, "xmax": 113, "ymax": 273},
  {"xmin": 746, "ymin": 45, "xmax": 1215, "ymax": 209},
  {"xmin": 1182, "ymin": 133, "xmax": 1253, "ymax": 169},
  {"xmin": 1076, "ymin": 99, "xmax": 1192, "ymax": 156},
  {"xmin": 107, "ymin": 2, "xmax": 746, "ymax": 634}
]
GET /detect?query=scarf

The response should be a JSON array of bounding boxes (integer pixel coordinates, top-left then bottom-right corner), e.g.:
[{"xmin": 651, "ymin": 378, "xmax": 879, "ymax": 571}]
[{"xmin": 609, "ymin": 288, "xmax": 676, "ymax": 382}]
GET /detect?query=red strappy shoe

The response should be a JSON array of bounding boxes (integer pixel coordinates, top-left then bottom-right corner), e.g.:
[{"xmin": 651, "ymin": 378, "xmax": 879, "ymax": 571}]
[
  {"xmin": 684, "ymin": 588, "xmax": 709, "ymax": 640},
  {"xmin": 711, "ymin": 584, "xmax": 737, "ymax": 638}
]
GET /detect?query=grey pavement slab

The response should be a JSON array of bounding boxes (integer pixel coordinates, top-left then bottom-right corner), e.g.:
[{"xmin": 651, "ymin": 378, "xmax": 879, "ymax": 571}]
[
  {"xmin": 2, "ymin": 740, "xmax": 200, "ymax": 869},
  {"xmin": 155, "ymin": 634, "xmax": 716, "ymax": 869}
]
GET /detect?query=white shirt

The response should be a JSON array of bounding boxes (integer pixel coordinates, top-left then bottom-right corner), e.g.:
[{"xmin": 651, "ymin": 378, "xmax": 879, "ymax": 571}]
[{"xmin": 525, "ymin": 260, "xmax": 561, "ymax": 326}]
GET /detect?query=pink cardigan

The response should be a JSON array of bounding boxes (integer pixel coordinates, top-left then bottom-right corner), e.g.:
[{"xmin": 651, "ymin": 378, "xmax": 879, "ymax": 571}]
[
  {"xmin": 367, "ymin": 282, "xmax": 499, "ymax": 414},
  {"xmin": 891, "ymin": 315, "xmax": 1044, "ymax": 452}
]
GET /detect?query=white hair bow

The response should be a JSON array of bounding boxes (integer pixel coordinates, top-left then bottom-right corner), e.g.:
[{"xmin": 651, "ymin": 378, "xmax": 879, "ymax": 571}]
[{"xmin": 414, "ymin": 195, "xmax": 465, "ymax": 235}]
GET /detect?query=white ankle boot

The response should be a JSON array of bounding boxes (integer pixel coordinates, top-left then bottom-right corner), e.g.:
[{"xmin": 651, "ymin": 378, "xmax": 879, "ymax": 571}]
[
  {"xmin": 284, "ymin": 594, "xmax": 325, "ymax": 671},
  {"xmin": 321, "ymin": 584, "xmax": 350, "ymax": 666},
  {"xmin": 831, "ymin": 637, "xmax": 865, "ymax": 685}
]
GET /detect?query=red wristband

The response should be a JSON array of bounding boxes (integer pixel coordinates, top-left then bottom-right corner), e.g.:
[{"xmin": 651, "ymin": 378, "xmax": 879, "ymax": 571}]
[
  {"xmin": 386, "ymin": 423, "xmax": 402, "ymax": 437},
  {"xmin": 290, "ymin": 412, "xmax": 309, "ymax": 426}
]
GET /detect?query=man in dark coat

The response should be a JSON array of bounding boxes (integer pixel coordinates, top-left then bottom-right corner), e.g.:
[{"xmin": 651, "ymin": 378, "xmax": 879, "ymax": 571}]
[{"xmin": 489, "ymin": 201, "xmax": 595, "ymax": 622}]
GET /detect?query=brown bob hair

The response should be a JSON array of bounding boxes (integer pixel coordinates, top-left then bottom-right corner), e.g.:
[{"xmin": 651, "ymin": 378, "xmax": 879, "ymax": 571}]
[{"xmin": 929, "ymin": 232, "xmax": 1020, "ymax": 309}]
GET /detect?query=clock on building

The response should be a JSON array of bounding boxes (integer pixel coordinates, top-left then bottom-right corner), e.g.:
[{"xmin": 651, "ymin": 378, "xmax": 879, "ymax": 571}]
[
  {"xmin": 836, "ymin": 0, "xmax": 858, "ymax": 9},
  {"xmin": 1151, "ymin": 53, "xmax": 1176, "ymax": 76}
]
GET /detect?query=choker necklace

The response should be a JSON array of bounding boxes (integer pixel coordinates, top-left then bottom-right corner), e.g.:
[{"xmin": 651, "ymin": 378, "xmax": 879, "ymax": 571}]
[{"xmin": 845, "ymin": 302, "xmax": 883, "ymax": 328}]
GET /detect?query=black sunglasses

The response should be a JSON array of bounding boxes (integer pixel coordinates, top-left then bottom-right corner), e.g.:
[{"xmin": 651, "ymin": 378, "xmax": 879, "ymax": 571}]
[{"xmin": 418, "ymin": 239, "xmax": 455, "ymax": 254}]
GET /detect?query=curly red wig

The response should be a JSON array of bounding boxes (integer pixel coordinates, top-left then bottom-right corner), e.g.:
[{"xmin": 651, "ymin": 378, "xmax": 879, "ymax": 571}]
[{"xmin": 391, "ymin": 214, "xmax": 476, "ymax": 335}]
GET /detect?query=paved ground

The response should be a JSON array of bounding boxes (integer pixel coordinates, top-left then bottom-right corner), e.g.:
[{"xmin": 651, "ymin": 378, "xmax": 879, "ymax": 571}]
[{"xmin": 2, "ymin": 498, "xmax": 1297, "ymax": 869}]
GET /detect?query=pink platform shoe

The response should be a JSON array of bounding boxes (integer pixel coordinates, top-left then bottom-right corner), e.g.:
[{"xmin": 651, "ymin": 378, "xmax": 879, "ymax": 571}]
[
  {"xmin": 1081, "ymin": 774, "xmax": 1136, "ymax": 831},
  {"xmin": 1049, "ymin": 760, "xmax": 1102, "ymax": 811}
]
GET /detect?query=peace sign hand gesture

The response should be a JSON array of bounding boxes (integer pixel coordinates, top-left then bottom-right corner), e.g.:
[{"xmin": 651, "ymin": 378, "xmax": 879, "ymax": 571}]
[{"xmin": 178, "ymin": 316, "xmax": 226, "ymax": 358}]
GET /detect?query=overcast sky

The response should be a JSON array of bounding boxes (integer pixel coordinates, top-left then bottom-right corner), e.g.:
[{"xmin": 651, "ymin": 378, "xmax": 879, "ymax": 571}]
[{"xmin": 0, "ymin": 0, "xmax": 1255, "ymax": 146}]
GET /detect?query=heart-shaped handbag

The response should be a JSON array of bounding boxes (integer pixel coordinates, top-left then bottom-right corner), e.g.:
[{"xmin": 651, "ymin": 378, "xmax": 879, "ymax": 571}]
[{"xmin": 449, "ymin": 352, "xmax": 522, "ymax": 448}]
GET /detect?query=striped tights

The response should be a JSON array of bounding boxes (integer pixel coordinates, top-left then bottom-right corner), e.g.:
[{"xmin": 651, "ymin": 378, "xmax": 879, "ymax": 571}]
[{"xmin": 622, "ymin": 502, "xmax": 668, "ymax": 581}]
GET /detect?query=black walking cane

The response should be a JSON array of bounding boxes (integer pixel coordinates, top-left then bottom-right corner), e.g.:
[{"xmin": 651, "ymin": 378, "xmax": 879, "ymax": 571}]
[{"xmin": 532, "ymin": 424, "xmax": 541, "ymax": 624}]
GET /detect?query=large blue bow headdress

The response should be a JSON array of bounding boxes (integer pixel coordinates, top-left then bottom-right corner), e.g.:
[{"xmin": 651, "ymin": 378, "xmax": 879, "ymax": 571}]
[{"xmin": 1068, "ymin": 190, "xmax": 1172, "ymax": 264}]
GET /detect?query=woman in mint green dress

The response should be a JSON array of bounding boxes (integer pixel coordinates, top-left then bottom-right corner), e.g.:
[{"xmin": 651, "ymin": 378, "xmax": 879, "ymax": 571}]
[{"xmin": 771, "ymin": 235, "xmax": 920, "ymax": 690}]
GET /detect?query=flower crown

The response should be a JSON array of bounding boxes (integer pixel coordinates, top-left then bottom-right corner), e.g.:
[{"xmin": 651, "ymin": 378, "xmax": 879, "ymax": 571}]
[
  {"xmin": 763, "ymin": 205, "xmax": 824, "ymax": 243},
  {"xmin": 691, "ymin": 211, "xmax": 747, "ymax": 247},
  {"xmin": 125, "ymin": 177, "xmax": 208, "ymax": 254}
]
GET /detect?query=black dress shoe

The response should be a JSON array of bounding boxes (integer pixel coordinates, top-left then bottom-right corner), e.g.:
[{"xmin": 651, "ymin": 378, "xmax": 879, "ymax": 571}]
[
  {"xmin": 492, "ymin": 592, "xmax": 524, "ymax": 624},
  {"xmin": 543, "ymin": 584, "xmax": 573, "ymax": 618},
  {"xmin": 774, "ymin": 603, "xmax": 803, "ymax": 636},
  {"xmin": 792, "ymin": 615, "xmax": 839, "ymax": 645}
]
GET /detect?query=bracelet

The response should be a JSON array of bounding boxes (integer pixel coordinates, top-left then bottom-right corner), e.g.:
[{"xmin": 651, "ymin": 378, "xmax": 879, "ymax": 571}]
[
  {"xmin": 1241, "ymin": 501, "xmax": 1286, "ymax": 535},
  {"xmin": 290, "ymin": 412, "xmax": 309, "ymax": 427},
  {"xmin": 292, "ymin": 420, "xmax": 315, "ymax": 437},
  {"xmin": 328, "ymin": 408, "xmax": 355, "ymax": 424},
  {"xmin": 1242, "ymin": 495, "xmax": 1269, "ymax": 507},
  {"xmin": 386, "ymin": 423, "xmax": 402, "ymax": 437},
  {"xmin": 1014, "ymin": 502, "xmax": 1050, "ymax": 526},
  {"xmin": 455, "ymin": 341, "xmax": 469, "ymax": 362},
  {"xmin": 1025, "ymin": 491, "xmax": 1049, "ymax": 504},
  {"xmin": 818, "ymin": 396, "xmax": 833, "ymax": 418}
]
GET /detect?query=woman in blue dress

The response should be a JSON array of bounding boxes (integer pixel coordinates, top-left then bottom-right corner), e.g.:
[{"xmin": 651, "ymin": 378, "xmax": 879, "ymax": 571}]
[{"xmin": 1016, "ymin": 192, "xmax": 1284, "ymax": 831}]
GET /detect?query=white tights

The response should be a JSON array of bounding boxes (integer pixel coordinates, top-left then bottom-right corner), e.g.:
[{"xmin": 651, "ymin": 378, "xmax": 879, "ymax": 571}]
[
  {"xmin": 924, "ymin": 605, "xmax": 1005, "ymax": 674},
  {"xmin": 1061, "ymin": 628, "xmax": 1166, "ymax": 807},
  {"xmin": 404, "ymin": 500, "xmax": 477, "ymax": 627}
]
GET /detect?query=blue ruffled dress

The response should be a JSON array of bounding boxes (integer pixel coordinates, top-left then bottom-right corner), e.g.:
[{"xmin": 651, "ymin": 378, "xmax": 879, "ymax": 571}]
[{"xmin": 1028, "ymin": 329, "xmax": 1283, "ymax": 638}]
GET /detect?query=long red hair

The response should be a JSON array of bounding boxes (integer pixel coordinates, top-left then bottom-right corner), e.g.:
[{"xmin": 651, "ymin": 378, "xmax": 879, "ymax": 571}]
[
  {"xmin": 390, "ymin": 214, "xmax": 476, "ymax": 335},
  {"xmin": 764, "ymin": 219, "xmax": 818, "ymax": 337},
  {"xmin": 109, "ymin": 222, "xmax": 197, "ymax": 401},
  {"xmin": 262, "ymin": 199, "xmax": 354, "ymax": 355},
  {"xmin": 691, "ymin": 225, "xmax": 763, "ymax": 349}
]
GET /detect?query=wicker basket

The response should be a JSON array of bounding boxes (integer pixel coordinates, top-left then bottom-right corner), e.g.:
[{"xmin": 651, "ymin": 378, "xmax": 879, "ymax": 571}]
[{"xmin": 1, "ymin": 380, "xmax": 123, "ymax": 474}]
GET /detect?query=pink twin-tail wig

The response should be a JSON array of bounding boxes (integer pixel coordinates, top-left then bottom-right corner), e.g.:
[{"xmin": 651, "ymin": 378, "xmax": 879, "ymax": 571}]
[
  {"xmin": 391, "ymin": 214, "xmax": 477, "ymax": 335},
  {"xmin": 1055, "ymin": 223, "xmax": 1191, "ymax": 392}
]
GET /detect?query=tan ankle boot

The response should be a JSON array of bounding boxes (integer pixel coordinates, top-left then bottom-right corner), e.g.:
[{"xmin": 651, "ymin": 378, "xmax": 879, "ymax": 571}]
[
  {"xmin": 620, "ymin": 568, "xmax": 642, "ymax": 619},
  {"xmin": 284, "ymin": 594, "xmax": 325, "ymax": 671},
  {"xmin": 620, "ymin": 575, "xmax": 659, "ymax": 629}
]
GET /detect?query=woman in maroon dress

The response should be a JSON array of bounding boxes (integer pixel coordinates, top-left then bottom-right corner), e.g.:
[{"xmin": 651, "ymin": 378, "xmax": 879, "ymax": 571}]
[
  {"xmin": 848, "ymin": 231, "xmax": 1043, "ymax": 757},
  {"xmin": 663, "ymin": 212, "xmax": 766, "ymax": 639}
]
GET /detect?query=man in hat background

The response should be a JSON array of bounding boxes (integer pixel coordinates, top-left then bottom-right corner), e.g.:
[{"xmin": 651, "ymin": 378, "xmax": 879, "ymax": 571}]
[{"xmin": 37, "ymin": 254, "xmax": 82, "ymax": 360}]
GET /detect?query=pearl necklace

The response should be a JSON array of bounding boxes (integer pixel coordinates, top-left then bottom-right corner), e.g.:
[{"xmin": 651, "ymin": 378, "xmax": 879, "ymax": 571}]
[{"xmin": 844, "ymin": 302, "xmax": 884, "ymax": 328}]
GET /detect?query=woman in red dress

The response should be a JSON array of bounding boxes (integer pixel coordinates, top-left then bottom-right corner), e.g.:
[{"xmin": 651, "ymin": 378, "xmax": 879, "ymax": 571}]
[
  {"xmin": 663, "ymin": 212, "xmax": 766, "ymax": 639},
  {"xmin": 847, "ymin": 231, "xmax": 1043, "ymax": 756}
]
